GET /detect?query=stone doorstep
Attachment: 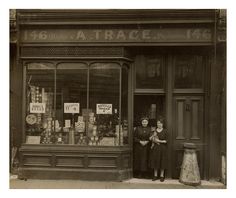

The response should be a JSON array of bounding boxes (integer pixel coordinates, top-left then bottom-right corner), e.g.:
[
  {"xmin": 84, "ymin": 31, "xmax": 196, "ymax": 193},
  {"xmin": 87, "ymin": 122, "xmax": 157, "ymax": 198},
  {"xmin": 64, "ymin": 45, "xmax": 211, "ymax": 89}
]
[{"xmin": 124, "ymin": 178, "xmax": 225, "ymax": 187}]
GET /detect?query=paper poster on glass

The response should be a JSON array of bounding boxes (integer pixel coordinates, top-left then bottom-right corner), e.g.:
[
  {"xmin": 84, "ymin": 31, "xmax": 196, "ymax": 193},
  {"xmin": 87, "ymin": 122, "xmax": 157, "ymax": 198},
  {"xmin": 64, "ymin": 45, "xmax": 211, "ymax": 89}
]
[
  {"xmin": 96, "ymin": 104, "xmax": 112, "ymax": 114},
  {"xmin": 30, "ymin": 103, "xmax": 46, "ymax": 113},
  {"xmin": 64, "ymin": 103, "xmax": 80, "ymax": 113}
]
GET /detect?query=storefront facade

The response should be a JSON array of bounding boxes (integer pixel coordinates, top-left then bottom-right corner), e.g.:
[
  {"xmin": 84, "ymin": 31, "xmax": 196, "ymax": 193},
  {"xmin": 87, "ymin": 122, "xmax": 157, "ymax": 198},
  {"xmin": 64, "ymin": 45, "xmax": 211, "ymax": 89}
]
[{"xmin": 10, "ymin": 9, "xmax": 226, "ymax": 181}]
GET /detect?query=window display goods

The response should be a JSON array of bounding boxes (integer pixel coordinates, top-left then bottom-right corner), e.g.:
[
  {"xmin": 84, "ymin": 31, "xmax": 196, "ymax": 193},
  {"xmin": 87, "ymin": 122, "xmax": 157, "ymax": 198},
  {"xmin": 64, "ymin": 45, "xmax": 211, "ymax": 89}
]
[{"xmin": 25, "ymin": 62, "xmax": 129, "ymax": 147}]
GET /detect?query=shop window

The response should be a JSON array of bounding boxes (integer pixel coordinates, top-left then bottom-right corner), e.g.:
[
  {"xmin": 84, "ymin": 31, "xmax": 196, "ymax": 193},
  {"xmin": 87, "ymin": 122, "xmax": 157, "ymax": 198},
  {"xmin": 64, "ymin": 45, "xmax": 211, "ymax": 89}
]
[
  {"xmin": 56, "ymin": 63, "xmax": 88, "ymax": 145},
  {"xmin": 24, "ymin": 61, "xmax": 129, "ymax": 146},
  {"xmin": 135, "ymin": 55, "xmax": 164, "ymax": 89},
  {"xmin": 25, "ymin": 63, "xmax": 55, "ymax": 144},
  {"xmin": 174, "ymin": 55, "xmax": 204, "ymax": 89},
  {"xmin": 121, "ymin": 66, "xmax": 129, "ymax": 145},
  {"xmin": 89, "ymin": 63, "xmax": 120, "ymax": 146}
]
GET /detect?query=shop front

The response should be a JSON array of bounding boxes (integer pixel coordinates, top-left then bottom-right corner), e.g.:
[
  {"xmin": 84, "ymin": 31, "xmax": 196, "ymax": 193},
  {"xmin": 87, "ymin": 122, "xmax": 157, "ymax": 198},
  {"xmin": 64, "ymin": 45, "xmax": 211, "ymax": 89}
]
[{"xmin": 10, "ymin": 9, "xmax": 226, "ymax": 181}]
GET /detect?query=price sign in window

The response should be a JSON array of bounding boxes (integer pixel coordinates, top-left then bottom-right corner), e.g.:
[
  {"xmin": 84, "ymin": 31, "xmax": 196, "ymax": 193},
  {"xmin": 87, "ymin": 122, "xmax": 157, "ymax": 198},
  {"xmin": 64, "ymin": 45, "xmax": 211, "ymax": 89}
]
[
  {"xmin": 64, "ymin": 103, "xmax": 80, "ymax": 114},
  {"xmin": 96, "ymin": 104, "xmax": 112, "ymax": 114}
]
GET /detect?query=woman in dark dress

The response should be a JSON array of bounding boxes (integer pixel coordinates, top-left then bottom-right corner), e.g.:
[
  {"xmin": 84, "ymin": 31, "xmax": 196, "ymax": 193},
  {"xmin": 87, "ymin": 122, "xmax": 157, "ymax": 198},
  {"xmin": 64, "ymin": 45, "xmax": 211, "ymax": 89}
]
[
  {"xmin": 149, "ymin": 118, "xmax": 168, "ymax": 182},
  {"xmin": 133, "ymin": 117, "xmax": 151, "ymax": 178}
]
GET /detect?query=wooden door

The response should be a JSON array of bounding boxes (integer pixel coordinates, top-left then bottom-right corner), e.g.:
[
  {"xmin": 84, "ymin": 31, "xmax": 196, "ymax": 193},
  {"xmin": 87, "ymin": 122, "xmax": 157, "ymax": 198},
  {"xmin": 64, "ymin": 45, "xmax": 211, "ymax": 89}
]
[{"xmin": 172, "ymin": 95, "xmax": 204, "ymax": 179}]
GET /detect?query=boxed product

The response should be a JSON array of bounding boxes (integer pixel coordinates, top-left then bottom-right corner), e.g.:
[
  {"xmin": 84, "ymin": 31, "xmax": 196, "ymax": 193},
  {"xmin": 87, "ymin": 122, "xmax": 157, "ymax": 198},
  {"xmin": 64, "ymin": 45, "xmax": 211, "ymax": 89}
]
[{"xmin": 99, "ymin": 137, "xmax": 115, "ymax": 146}]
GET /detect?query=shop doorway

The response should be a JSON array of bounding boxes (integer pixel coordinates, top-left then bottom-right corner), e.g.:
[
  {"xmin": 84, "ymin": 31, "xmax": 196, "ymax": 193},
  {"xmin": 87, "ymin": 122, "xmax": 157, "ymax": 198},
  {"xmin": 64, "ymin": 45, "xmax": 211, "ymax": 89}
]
[
  {"xmin": 134, "ymin": 95, "xmax": 165, "ymax": 127},
  {"xmin": 133, "ymin": 95, "xmax": 165, "ymax": 178}
]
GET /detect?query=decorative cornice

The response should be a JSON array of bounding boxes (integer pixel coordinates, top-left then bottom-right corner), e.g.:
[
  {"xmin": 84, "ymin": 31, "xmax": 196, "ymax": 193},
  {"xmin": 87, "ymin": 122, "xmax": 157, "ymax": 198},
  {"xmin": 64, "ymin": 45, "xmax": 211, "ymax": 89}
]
[
  {"xmin": 14, "ymin": 9, "xmax": 227, "ymax": 45},
  {"xmin": 17, "ymin": 9, "xmax": 216, "ymax": 25},
  {"xmin": 10, "ymin": 9, "xmax": 17, "ymax": 43}
]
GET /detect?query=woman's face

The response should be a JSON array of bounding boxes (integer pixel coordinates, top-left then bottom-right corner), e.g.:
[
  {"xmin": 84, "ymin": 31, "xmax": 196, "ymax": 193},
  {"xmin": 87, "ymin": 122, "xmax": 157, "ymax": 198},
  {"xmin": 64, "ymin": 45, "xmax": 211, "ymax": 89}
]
[
  {"xmin": 141, "ymin": 119, "xmax": 149, "ymax": 127},
  {"xmin": 157, "ymin": 121, "xmax": 163, "ymax": 129}
]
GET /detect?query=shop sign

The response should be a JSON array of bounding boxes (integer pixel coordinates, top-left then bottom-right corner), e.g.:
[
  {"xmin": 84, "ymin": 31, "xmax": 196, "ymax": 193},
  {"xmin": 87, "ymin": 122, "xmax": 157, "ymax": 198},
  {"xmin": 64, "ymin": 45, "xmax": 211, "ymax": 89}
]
[
  {"xmin": 30, "ymin": 103, "xmax": 46, "ymax": 113},
  {"xmin": 96, "ymin": 104, "xmax": 112, "ymax": 114},
  {"xmin": 64, "ymin": 103, "xmax": 80, "ymax": 113},
  {"xmin": 21, "ymin": 28, "xmax": 212, "ymax": 43}
]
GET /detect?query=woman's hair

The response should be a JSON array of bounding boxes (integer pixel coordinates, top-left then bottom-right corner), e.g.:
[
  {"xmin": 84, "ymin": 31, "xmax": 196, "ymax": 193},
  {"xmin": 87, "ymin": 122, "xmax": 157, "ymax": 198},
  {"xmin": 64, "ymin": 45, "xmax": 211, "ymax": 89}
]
[
  {"xmin": 140, "ymin": 116, "xmax": 149, "ymax": 122},
  {"xmin": 157, "ymin": 116, "xmax": 165, "ymax": 126}
]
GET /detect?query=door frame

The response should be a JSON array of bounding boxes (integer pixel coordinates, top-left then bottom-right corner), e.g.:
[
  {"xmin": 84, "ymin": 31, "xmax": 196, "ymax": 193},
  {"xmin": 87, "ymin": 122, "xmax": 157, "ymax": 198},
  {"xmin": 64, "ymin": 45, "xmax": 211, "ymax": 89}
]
[{"xmin": 169, "ymin": 53, "xmax": 208, "ymax": 179}]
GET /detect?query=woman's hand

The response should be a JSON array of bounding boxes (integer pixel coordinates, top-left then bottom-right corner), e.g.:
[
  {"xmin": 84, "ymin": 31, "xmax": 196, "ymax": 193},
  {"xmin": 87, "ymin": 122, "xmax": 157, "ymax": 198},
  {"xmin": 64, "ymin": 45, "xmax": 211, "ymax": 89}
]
[
  {"xmin": 149, "ymin": 135, "xmax": 154, "ymax": 141},
  {"xmin": 139, "ymin": 141, "xmax": 144, "ymax": 146},
  {"xmin": 153, "ymin": 136, "xmax": 159, "ymax": 143},
  {"xmin": 155, "ymin": 139, "xmax": 167, "ymax": 144},
  {"xmin": 140, "ymin": 140, "xmax": 149, "ymax": 146}
]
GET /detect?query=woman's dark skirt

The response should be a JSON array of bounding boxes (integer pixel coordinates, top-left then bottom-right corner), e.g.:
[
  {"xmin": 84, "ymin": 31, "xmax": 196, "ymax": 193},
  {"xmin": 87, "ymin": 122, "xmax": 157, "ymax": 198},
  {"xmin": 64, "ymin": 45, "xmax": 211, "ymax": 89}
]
[{"xmin": 149, "ymin": 144, "xmax": 168, "ymax": 170}]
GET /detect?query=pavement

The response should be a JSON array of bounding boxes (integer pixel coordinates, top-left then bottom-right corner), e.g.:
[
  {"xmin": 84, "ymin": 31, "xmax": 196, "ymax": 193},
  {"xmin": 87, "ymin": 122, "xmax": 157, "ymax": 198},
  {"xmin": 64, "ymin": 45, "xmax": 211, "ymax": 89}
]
[{"xmin": 9, "ymin": 175, "xmax": 226, "ymax": 189}]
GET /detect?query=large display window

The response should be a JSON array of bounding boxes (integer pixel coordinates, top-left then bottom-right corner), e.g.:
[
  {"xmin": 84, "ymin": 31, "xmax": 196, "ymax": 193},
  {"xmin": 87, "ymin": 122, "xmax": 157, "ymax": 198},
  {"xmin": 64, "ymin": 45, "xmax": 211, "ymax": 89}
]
[{"xmin": 24, "ymin": 61, "xmax": 129, "ymax": 146}]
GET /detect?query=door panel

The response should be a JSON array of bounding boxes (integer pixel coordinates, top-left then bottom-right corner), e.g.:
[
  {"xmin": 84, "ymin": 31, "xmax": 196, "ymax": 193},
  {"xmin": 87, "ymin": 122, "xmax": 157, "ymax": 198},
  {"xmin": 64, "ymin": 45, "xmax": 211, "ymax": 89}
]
[
  {"xmin": 172, "ymin": 96, "xmax": 204, "ymax": 179},
  {"xmin": 175, "ymin": 98, "xmax": 186, "ymax": 140}
]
